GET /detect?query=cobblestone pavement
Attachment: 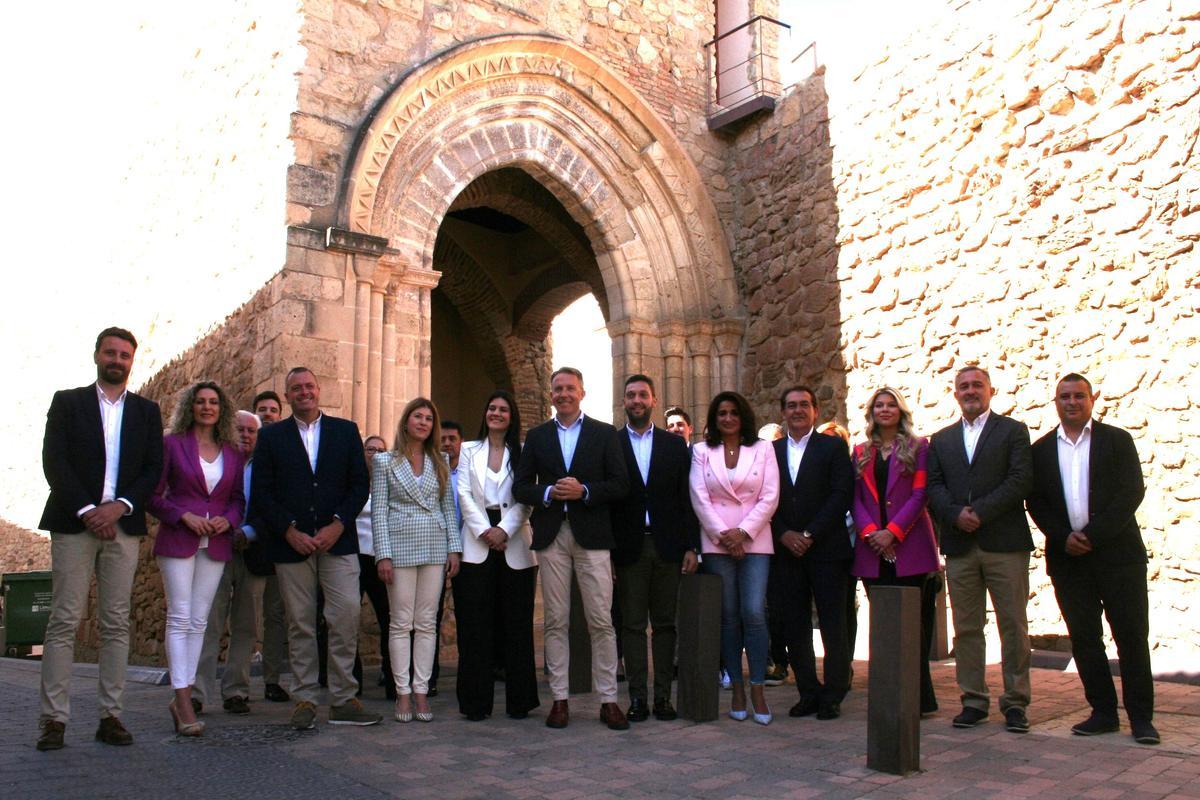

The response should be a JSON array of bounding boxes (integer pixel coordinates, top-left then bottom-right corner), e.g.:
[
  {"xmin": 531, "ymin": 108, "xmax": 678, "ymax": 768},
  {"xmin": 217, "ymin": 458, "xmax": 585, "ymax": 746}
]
[{"xmin": 2, "ymin": 657, "xmax": 1197, "ymax": 800}]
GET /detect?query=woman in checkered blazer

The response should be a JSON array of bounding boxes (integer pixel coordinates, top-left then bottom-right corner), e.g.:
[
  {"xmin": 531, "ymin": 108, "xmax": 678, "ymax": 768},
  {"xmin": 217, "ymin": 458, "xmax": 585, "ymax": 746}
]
[{"xmin": 372, "ymin": 397, "xmax": 462, "ymax": 723}]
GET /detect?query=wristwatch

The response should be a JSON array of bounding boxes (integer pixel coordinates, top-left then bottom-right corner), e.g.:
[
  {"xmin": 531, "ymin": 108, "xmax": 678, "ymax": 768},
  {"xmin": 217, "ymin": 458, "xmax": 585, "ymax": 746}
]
[{"xmin": 801, "ymin": 530, "xmax": 813, "ymax": 539}]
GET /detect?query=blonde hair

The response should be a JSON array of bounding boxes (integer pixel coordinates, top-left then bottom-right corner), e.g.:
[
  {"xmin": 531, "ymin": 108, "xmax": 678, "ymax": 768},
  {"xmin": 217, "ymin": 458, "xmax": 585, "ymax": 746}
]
[
  {"xmin": 392, "ymin": 397, "xmax": 450, "ymax": 498},
  {"xmin": 856, "ymin": 387, "xmax": 918, "ymax": 476}
]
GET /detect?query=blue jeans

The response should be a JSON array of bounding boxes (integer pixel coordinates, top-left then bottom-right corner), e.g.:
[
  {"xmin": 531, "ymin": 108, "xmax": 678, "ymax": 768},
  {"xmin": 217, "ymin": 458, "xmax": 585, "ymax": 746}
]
[{"xmin": 705, "ymin": 553, "xmax": 770, "ymax": 686}]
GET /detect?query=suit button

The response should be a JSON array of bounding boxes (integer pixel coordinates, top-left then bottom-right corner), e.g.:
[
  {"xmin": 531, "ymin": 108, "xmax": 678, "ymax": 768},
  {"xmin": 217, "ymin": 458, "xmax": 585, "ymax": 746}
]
[
  {"xmin": 502, "ymin": 503, "xmax": 508, "ymax": 508},
  {"xmin": 313, "ymin": 482, "xmax": 318, "ymax": 488}
]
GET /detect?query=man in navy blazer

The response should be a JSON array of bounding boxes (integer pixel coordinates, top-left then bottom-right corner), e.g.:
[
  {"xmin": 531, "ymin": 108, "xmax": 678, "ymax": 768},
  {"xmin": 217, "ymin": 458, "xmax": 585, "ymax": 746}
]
[
  {"xmin": 1026, "ymin": 374, "xmax": 1158, "ymax": 745},
  {"xmin": 37, "ymin": 327, "xmax": 163, "ymax": 751},
  {"xmin": 928, "ymin": 366, "xmax": 1033, "ymax": 733},
  {"xmin": 611, "ymin": 375, "xmax": 699, "ymax": 723},
  {"xmin": 250, "ymin": 367, "xmax": 376, "ymax": 729},
  {"xmin": 513, "ymin": 366, "xmax": 630, "ymax": 730},
  {"xmin": 769, "ymin": 386, "xmax": 855, "ymax": 720}
]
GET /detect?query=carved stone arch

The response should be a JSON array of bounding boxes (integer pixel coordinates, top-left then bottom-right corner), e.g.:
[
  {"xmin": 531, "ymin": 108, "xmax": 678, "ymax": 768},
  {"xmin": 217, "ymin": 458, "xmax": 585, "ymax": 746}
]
[{"xmin": 341, "ymin": 33, "xmax": 745, "ymax": 422}]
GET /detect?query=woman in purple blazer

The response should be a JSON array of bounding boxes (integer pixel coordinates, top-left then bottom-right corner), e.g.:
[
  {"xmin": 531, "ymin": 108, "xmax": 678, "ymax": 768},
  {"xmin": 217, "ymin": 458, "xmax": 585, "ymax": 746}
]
[
  {"xmin": 850, "ymin": 387, "xmax": 940, "ymax": 715},
  {"xmin": 149, "ymin": 381, "xmax": 245, "ymax": 735}
]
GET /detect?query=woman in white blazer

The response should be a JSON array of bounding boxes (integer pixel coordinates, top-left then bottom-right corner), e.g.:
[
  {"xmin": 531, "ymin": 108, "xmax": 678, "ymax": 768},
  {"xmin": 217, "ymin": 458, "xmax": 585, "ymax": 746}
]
[
  {"xmin": 452, "ymin": 390, "xmax": 540, "ymax": 721},
  {"xmin": 373, "ymin": 397, "xmax": 461, "ymax": 723},
  {"xmin": 689, "ymin": 391, "xmax": 779, "ymax": 724}
]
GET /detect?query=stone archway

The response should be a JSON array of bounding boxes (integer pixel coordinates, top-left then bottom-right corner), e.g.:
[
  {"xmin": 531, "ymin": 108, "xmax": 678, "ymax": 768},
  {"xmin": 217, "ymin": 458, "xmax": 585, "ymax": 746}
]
[{"xmin": 336, "ymin": 33, "xmax": 744, "ymax": 436}]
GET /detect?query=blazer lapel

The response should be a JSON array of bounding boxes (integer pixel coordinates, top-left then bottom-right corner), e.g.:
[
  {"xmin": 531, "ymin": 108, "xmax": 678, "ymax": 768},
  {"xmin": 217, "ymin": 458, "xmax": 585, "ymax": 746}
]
[
  {"xmin": 470, "ymin": 441, "xmax": 489, "ymax": 497},
  {"xmin": 84, "ymin": 384, "xmax": 106, "ymax": 456},
  {"xmin": 313, "ymin": 416, "xmax": 332, "ymax": 476},
  {"xmin": 860, "ymin": 445, "xmax": 880, "ymax": 504},
  {"xmin": 621, "ymin": 430, "xmax": 648, "ymax": 491},
  {"xmin": 774, "ymin": 439, "xmax": 794, "ymax": 492},
  {"xmin": 179, "ymin": 432, "xmax": 206, "ymax": 496},
  {"xmin": 285, "ymin": 418, "xmax": 315, "ymax": 477},
  {"xmin": 392, "ymin": 453, "xmax": 435, "ymax": 512},
  {"xmin": 707, "ymin": 444, "xmax": 736, "ymax": 496},
  {"xmin": 885, "ymin": 448, "xmax": 903, "ymax": 495},
  {"xmin": 1048, "ymin": 432, "xmax": 1069, "ymax": 513},
  {"xmin": 972, "ymin": 415, "xmax": 1002, "ymax": 464}
]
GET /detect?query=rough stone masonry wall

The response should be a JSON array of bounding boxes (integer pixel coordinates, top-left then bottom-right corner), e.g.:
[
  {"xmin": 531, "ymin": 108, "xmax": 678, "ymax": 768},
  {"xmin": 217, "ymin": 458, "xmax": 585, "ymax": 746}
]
[{"xmin": 729, "ymin": 0, "xmax": 1200, "ymax": 663}]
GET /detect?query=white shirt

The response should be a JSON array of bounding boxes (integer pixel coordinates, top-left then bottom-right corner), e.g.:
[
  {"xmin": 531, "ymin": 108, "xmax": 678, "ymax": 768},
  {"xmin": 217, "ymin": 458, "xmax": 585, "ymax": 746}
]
[
  {"xmin": 626, "ymin": 424, "xmax": 655, "ymax": 526},
  {"xmin": 544, "ymin": 414, "xmax": 587, "ymax": 506},
  {"xmin": 242, "ymin": 462, "xmax": 258, "ymax": 541},
  {"xmin": 79, "ymin": 385, "xmax": 134, "ymax": 517},
  {"xmin": 786, "ymin": 428, "xmax": 813, "ymax": 483},
  {"xmin": 295, "ymin": 414, "xmax": 322, "ymax": 473},
  {"xmin": 962, "ymin": 410, "xmax": 991, "ymax": 464},
  {"xmin": 484, "ymin": 467, "xmax": 503, "ymax": 508},
  {"xmin": 1056, "ymin": 421, "xmax": 1093, "ymax": 532},
  {"xmin": 356, "ymin": 495, "xmax": 373, "ymax": 556},
  {"xmin": 197, "ymin": 451, "xmax": 224, "ymax": 550}
]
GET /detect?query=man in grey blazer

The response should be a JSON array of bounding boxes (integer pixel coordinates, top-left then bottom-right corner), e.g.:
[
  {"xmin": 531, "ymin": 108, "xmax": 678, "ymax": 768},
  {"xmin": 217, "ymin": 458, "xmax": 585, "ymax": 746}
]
[{"xmin": 928, "ymin": 366, "xmax": 1033, "ymax": 733}]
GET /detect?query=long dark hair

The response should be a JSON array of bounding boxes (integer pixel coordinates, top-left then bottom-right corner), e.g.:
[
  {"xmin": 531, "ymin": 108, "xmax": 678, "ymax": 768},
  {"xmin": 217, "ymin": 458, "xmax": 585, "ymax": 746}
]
[
  {"xmin": 703, "ymin": 391, "xmax": 758, "ymax": 448},
  {"xmin": 476, "ymin": 389, "xmax": 522, "ymax": 472}
]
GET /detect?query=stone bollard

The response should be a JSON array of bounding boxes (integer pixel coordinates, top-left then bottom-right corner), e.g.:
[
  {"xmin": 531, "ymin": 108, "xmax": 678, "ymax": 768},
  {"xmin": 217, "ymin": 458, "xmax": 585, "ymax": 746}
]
[
  {"xmin": 568, "ymin": 575, "xmax": 593, "ymax": 694},
  {"xmin": 676, "ymin": 572, "xmax": 722, "ymax": 722},
  {"xmin": 867, "ymin": 585, "xmax": 921, "ymax": 775}
]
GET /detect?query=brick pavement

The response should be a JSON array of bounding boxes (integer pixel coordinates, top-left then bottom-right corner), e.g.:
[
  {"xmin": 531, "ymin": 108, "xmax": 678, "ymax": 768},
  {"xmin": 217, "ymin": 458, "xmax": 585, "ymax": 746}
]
[{"xmin": 2, "ymin": 657, "xmax": 1197, "ymax": 800}]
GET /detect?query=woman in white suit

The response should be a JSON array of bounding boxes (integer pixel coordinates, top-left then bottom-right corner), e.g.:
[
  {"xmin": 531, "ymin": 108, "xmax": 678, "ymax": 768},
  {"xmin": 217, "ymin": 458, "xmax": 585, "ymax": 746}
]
[
  {"xmin": 373, "ymin": 397, "xmax": 461, "ymax": 723},
  {"xmin": 452, "ymin": 390, "xmax": 540, "ymax": 721},
  {"xmin": 689, "ymin": 391, "xmax": 780, "ymax": 724}
]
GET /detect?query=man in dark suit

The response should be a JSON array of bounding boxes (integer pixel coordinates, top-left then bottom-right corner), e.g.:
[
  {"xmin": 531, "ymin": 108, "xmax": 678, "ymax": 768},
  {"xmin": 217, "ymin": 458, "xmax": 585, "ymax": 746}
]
[
  {"xmin": 928, "ymin": 366, "xmax": 1033, "ymax": 733},
  {"xmin": 611, "ymin": 375, "xmax": 699, "ymax": 723},
  {"xmin": 252, "ymin": 389, "xmax": 290, "ymax": 703},
  {"xmin": 251, "ymin": 366, "xmax": 377, "ymax": 730},
  {"xmin": 513, "ymin": 366, "xmax": 630, "ymax": 730},
  {"xmin": 770, "ymin": 386, "xmax": 855, "ymax": 719},
  {"xmin": 1027, "ymin": 373, "xmax": 1158, "ymax": 745},
  {"xmin": 37, "ymin": 327, "xmax": 163, "ymax": 751}
]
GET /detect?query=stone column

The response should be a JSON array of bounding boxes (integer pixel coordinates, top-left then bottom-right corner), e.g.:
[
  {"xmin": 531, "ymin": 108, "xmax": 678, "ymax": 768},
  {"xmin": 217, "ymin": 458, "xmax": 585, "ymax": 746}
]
[
  {"xmin": 380, "ymin": 288, "xmax": 398, "ymax": 442},
  {"xmin": 662, "ymin": 334, "xmax": 687, "ymax": 412},
  {"xmin": 688, "ymin": 333, "xmax": 714, "ymax": 429},
  {"xmin": 367, "ymin": 278, "xmax": 387, "ymax": 437},
  {"xmin": 350, "ymin": 255, "xmax": 377, "ymax": 429},
  {"xmin": 715, "ymin": 332, "xmax": 741, "ymax": 394},
  {"xmin": 383, "ymin": 255, "xmax": 441, "ymax": 423}
]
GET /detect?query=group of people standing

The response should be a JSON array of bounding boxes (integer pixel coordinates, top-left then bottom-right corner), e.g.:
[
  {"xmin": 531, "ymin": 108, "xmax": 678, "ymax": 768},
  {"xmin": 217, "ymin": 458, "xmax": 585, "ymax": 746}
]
[{"xmin": 34, "ymin": 327, "xmax": 1158, "ymax": 752}]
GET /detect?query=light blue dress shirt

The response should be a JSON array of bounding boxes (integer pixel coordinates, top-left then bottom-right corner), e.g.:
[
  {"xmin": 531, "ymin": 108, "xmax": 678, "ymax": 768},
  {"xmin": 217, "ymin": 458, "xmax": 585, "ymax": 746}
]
[{"xmin": 543, "ymin": 414, "xmax": 588, "ymax": 506}]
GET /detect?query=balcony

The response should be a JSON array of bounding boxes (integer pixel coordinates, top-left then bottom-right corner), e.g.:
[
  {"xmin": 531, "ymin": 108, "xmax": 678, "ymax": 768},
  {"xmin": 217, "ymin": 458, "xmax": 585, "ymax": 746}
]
[{"xmin": 704, "ymin": 15, "xmax": 791, "ymax": 131}]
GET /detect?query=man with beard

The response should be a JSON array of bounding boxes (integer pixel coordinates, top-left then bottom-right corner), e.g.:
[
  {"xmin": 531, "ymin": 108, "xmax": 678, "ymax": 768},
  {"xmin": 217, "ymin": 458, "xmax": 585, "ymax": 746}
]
[
  {"xmin": 612, "ymin": 375, "xmax": 699, "ymax": 722},
  {"xmin": 37, "ymin": 327, "xmax": 164, "ymax": 750},
  {"xmin": 513, "ymin": 367, "xmax": 630, "ymax": 730}
]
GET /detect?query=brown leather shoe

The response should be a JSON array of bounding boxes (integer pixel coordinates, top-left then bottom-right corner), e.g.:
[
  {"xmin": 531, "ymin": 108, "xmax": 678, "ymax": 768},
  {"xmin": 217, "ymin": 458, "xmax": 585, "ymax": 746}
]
[
  {"xmin": 545, "ymin": 700, "xmax": 569, "ymax": 729},
  {"xmin": 95, "ymin": 716, "xmax": 133, "ymax": 746},
  {"xmin": 600, "ymin": 702, "xmax": 630, "ymax": 730},
  {"xmin": 37, "ymin": 721, "xmax": 65, "ymax": 751}
]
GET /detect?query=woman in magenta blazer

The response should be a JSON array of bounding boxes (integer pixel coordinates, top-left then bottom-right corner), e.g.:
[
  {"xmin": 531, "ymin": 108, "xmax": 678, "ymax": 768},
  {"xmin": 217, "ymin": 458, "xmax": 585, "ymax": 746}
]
[
  {"xmin": 689, "ymin": 391, "xmax": 779, "ymax": 724},
  {"xmin": 149, "ymin": 381, "xmax": 245, "ymax": 735},
  {"xmin": 850, "ymin": 386, "xmax": 939, "ymax": 715}
]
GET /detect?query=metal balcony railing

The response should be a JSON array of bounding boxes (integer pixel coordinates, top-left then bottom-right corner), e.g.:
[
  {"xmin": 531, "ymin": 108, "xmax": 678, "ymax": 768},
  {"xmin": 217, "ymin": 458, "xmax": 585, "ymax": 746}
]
[{"xmin": 704, "ymin": 15, "xmax": 791, "ymax": 131}]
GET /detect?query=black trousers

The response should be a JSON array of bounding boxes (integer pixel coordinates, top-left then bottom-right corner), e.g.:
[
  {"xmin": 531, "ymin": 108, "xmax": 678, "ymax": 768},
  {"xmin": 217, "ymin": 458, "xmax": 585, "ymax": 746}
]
[
  {"xmin": 771, "ymin": 555, "xmax": 851, "ymax": 704},
  {"xmin": 864, "ymin": 564, "xmax": 938, "ymax": 713},
  {"xmin": 354, "ymin": 554, "xmax": 394, "ymax": 694},
  {"xmin": 452, "ymin": 549, "xmax": 540, "ymax": 717},
  {"xmin": 1052, "ymin": 560, "xmax": 1153, "ymax": 722}
]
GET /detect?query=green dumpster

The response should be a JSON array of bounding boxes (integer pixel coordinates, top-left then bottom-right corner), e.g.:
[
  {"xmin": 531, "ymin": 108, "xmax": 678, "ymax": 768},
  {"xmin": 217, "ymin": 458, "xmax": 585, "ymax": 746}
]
[{"xmin": 2, "ymin": 570, "xmax": 53, "ymax": 657}]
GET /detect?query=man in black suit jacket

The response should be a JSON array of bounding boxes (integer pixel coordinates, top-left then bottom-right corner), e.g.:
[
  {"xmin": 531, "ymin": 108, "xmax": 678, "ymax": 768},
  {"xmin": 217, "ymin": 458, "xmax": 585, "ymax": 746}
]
[
  {"xmin": 250, "ymin": 367, "xmax": 376, "ymax": 730},
  {"xmin": 512, "ymin": 366, "xmax": 630, "ymax": 730},
  {"xmin": 37, "ymin": 327, "xmax": 163, "ymax": 751},
  {"xmin": 928, "ymin": 366, "xmax": 1033, "ymax": 733},
  {"xmin": 770, "ymin": 386, "xmax": 855, "ymax": 719},
  {"xmin": 1026, "ymin": 374, "xmax": 1158, "ymax": 745},
  {"xmin": 611, "ymin": 375, "xmax": 699, "ymax": 723}
]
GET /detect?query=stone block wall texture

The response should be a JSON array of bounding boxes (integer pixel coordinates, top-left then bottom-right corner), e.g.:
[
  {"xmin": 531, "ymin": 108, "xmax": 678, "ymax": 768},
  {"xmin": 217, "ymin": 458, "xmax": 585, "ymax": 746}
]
[{"xmin": 729, "ymin": 0, "xmax": 1200, "ymax": 663}]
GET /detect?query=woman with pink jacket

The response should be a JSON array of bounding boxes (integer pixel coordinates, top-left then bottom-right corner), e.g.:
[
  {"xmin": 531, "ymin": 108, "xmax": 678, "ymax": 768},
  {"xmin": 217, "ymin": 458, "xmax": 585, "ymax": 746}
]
[
  {"xmin": 689, "ymin": 391, "xmax": 780, "ymax": 724},
  {"xmin": 850, "ymin": 386, "xmax": 940, "ymax": 715},
  {"xmin": 149, "ymin": 381, "xmax": 245, "ymax": 735}
]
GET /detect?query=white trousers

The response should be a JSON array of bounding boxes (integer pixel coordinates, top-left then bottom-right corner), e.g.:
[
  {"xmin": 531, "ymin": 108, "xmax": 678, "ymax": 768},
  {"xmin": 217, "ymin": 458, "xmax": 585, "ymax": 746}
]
[
  {"xmin": 158, "ymin": 550, "xmax": 226, "ymax": 690},
  {"xmin": 387, "ymin": 564, "xmax": 445, "ymax": 695}
]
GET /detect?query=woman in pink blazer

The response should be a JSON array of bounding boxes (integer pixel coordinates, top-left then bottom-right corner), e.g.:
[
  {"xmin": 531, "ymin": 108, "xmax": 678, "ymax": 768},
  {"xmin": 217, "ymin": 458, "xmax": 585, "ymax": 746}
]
[
  {"xmin": 689, "ymin": 391, "xmax": 779, "ymax": 724},
  {"xmin": 850, "ymin": 387, "xmax": 939, "ymax": 715},
  {"xmin": 149, "ymin": 381, "xmax": 245, "ymax": 735}
]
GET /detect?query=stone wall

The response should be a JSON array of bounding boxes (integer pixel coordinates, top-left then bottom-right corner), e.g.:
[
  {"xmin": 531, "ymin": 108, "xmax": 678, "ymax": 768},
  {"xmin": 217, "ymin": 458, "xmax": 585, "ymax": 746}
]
[
  {"xmin": 0, "ymin": 521, "xmax": 50, "ymax": 575},
  {"xmin": 288, "ymin": 0, "xmax": 719, "ymax": 231},
  {"xmin": 728, "ymin": 0, "xmax": 1200, "ymax": 664}
]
